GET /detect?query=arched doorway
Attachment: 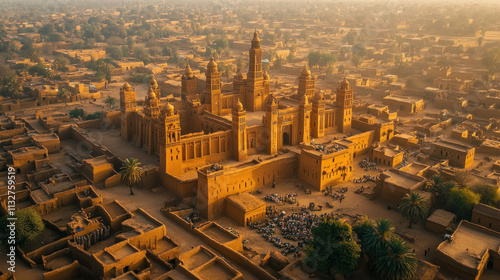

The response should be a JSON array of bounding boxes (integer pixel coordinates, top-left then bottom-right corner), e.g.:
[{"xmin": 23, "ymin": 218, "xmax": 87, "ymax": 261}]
[{"xmin": 283, "ymin": 132, "xmax": 290, "ymax": 146}]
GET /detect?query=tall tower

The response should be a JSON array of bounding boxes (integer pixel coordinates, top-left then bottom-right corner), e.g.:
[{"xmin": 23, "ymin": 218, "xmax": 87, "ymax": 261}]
[
  {"xmin": 144, "ymin": 86, "xmax": 160, "ymax": 118},
  {"xmin": 233, "ymin": 69, "xmax": 246, "ymax": 100},
  {"xmin": 181, "ymin": 64, "xmax": 197, "ymax": 100},
  {"xmin": 120, "ymin": 82, "xmax": 136, "ymax": 113},
  {"xmin": 298, "ymin": 65, "xmax": 315, "ymax": 101},
  {"xmin": 120, "ymin": 82, "xmax": 136, "ymax": 141},
  {"xmin": 311, "ymin": 92, "xmax": 325, "ymax": 138},
  {"xmin": 246, "ymin": 31, "xmax": 267, "ymax": 112},
  {"xmin": 264, "ymin": 94, "xmax": 278, "ymax": 155},
  {"xmin": 149, "ymin": 77, "xmax": 160, "ymax": 97},
  {"xmin": 204, "ymin": 57, "xmax": 221, "ymax": 115},
  {"xmin": 299, "ymin": 94, "xmax": 312, "ymax": 144},
  {"xmin": 336, "ymin": 78, "xmax": 353, "ymax": 133},
  {"xmin": 232, "ymin": 99, "xmax": 248, "ymax": 161},
  {"xmin": 159, "ymin": 103, "xmax": 182, "ymax": 176}
]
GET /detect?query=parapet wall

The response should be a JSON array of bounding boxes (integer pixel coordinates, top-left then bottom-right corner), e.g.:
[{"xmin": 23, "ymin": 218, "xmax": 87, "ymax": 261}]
[{"xmin": 166, "ymin": 211, "xmax": 277, "ymax": 280}]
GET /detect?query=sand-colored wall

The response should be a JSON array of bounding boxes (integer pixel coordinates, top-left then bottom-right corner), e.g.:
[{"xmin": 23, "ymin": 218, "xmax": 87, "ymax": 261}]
[{"xmin": 197, "ymin": 153, "xmax": 297, "ymax": 219}]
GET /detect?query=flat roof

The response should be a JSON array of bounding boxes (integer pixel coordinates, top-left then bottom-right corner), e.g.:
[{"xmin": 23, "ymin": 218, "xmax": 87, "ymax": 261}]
[
  {"xmin": 226, "ymin": 192, "xmax": 265, "ymax": 212},
  {"xmin": 373, "ymin": 146, "xmax": 403, "ymax": 157},
  {"xmin": 383, "ymin": 169, "xmax": 425, "ymax": 189},
  {"xmin": 473, "ymin": 203, "xmax": 500, "ymax": 220},
  {"xmin": 438, "ymin": 221, "xmax": 500, "ymax": 269},
  {"xmin": 427, "ymin": 209, "xmax": 455, "ymax": 226},
  {"xmin": 383, "ymin": 95, "xmax": 423, "ymax": 103},
  {"xmin": 433, "ymin": 140, "xmax": 473, "ymax": 153}
]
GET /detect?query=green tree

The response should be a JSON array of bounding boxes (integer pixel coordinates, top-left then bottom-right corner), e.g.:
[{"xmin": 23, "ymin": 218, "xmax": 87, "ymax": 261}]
[
  {"xmin": 0, "ymin": 209, "xmax": 44, "ymax": 247},
  {"xmin": 106, "ymin": 46, "xmax": 124, "ymax": 60},
  {"xmin": 57, "ymin": 88, "xmax": 71, "ymax": 102},
  {"xmin": 352, "ymin": 216, "xmax": 374, "ymax": 242},
  {"xmin": 469, "ymin": 184, "xmax": 500, "ymax": 206},
  {"xmin": 69, "ymin": 107, "xmax": 85, "ymax": 119},
  {"xmin": 305, "ymin": 218, "xmax": 360, "ymax": 276},
  {"xmin": 133, "ymin": 46, "xmax": 151, "ymax": 64},
  {"xmin": 130, "ymin": 73, "xmax": 153, "ymax": 84},
  {"xmin": 105, "ymin": 96, "xmax": 117, "ymax": 108},
  {"xmin": 342, "ymin": 29, "xmax": 359, "ymax": 45},
  {"xmin": 352, "ymin": 43, "xmax": 367, "ymax": 58},
  {"xmin": 28, "ymin": 63, "xmax": 51, "ymax": 77},
  {"xmin": 447, "ymin": 188, "xmax": 480, "ymax": 220},
  {"xmin": 0, "ymin": 69, "xmax": 21, "ymax": 98},
  {"xmin": 308, "ymin": 51, "xmax": 322, "ymax": 67},
  {"xmin": 120, "ymin": 158, "xmax": 143, "ymax": 195},
  {"xmin": 374, "ymin": 238, "xmax": 418, "ymax": 280},
  {"xmin": 85, "ymin": 111, "xmax": 103, "ymax": 120},
  {"xmin": 52, "ymin": 55, "xmax": 69, "ymax": 71},
  {"xmin": 351, "ymin": 55, "xmax": 362, "ymax": 68},
  {"xmin": 399, "ymin": 192, "xmax": 429, "ymax": 228},
  {"xmin": 361, "ymin": 218, "xmax": 395, "ymax": 259}
]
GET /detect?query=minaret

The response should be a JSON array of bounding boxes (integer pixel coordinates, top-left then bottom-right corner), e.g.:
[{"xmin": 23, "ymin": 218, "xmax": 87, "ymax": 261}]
[
  {"xmin": 299, "ymin": 94, "xmax": 312, "ymax": 144},
  {"xmin": 232, "ymin": 99, "xmax": 248, "ymax": 161},
  {"xmin": 120, "ymin": 82, "xmax": 136, "ymax": 113},
  {"xmin": 204, "ymin": 57, "xmax": 221, "ymax": 115},
  {"xmin": 246, "ymin": 31, "xmax": 265, "ymax": 112},
  {"xmin": 336, "ymin": 77, "xmax": 353, "ymax": 133},
  {"xmin": 233, "ymin": 69, "xmax": 246, "ymax": 100},
  {"xmin": 144, "ymin": 86, "xmax": 160, "ymax": 118},
  {"xmin": 159, "ymin": 102, "xmax": 182, "ymax": 176},
  {"xmin": 264, "ymin": 94, "xmax": 278, "ymax": 155},
  {"xmin": 298, "ymin": 65, "xmax": 315, "ymax": 101},
  {"xmin": 181, "ymin": 64, "xmax": 197, "ymax": 99},
  {"xmin": 149, "ymin": 76, "xmax": 160, "ymax": 97},
  {"xmin": 311, "ymin": 92, "xmax": 325, "ymax": 138},
  {"xmin": 120, "ymin": 82, "xmax": 136, "ymax": 141}
]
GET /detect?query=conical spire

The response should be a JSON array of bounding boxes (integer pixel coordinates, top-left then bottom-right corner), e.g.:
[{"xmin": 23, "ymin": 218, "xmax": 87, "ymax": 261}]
[
  {"xmin": 301, "ymin": 64, "xmax": 311, "ymax": 77},
  {"xmin": 251, "ymin": 30, "xmax": 260, "ymax": 49},
  {"xmin": 185, "ymin": 63, "xmax": 193, "ymax": 78}
]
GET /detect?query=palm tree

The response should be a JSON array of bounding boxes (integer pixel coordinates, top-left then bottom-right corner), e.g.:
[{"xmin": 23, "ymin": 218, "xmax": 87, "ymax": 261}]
[
  {"xmin": 120, "ymin": 158, "xmax": 143, "ymax": 195},
  {"xmin": 352, "ymin": 216, "xmax": 374, "ymax": 242},
  {"xmin": 426, "ymin": 174, "xmax": 443, "ymax": 193},
  {"xmin": 374, "ymin": 238, "xmax": 418, "ymax": 280},
  {"xmin": 105, "ymin": 96, "xmax": 117, "ymax": 108},
  {"xmin": 399, "ymin": 192, "xmax": 429, "ymax": 228},
  {"xmin": 362, "ymin": 218, "xmax": 395, "ymax": 259}
]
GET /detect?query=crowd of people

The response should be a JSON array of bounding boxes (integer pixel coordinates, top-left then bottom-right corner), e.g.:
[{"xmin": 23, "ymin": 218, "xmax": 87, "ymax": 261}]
[
  {"xmin": 323, "ymin": 186, "xmax": 348, "ymax": 201},
  {"xmin": 206, "ymin": 163, "xmax": 223, "ymax": 173},
  {"xmin": 359, "ymin": 158, "xmax": 379, "ymax": 171},
  {"xmin": 264, "ymin": 193, "xmax": 297, "ymax": 204},
  {"xmin": 352, "ymin": 173, "xmax": 380, "ymax": 183},
  {"xmin": 249, "ymin": 211, "xmax": 341, "ymax": 256}
]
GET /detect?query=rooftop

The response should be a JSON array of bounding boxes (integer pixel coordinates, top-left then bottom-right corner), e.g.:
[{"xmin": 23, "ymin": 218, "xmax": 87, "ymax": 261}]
[
  {"xmin": 433, "ymin": 139, "xmax": 474, "ymax": 153},
  {"xmin": 226, "ymin": 192, "xmax": 265, "ymax": 212},
  {"xmin": 383, "ymin": 169, "xmax": 426, "ymax": 189},
  {"xmin": 438, "ymin": 221, "xmax": 500, "ymax": 270},
  {"xmin": 427, "ymin": 209, "xmax": 456, "ymax": 226},
  {"xmin": 473, "ymin": 203, "xmax": 500, "ymax": 220}
]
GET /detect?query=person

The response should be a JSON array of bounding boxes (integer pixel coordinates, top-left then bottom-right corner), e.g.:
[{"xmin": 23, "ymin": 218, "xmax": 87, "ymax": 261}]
[{"xmin": 424, "ymin": 249, "xmax": 427, "ymax": 256}]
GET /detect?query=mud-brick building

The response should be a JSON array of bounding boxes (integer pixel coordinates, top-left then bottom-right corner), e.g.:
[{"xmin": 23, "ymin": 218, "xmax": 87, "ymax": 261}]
[
  {"xmin": 225, "ymin": 192, "xmax": 265, "ymax": 226},
  {"xmin": 429, "ymin": 140, "xmax": 475, "ymax": 168},
  {"xmin": 434, "ymin": 220, "xmax": 500, "ymax": 280},
  {"xmin": 472, "ymin": 203, "xmax": 500, "ymax": 233}
]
